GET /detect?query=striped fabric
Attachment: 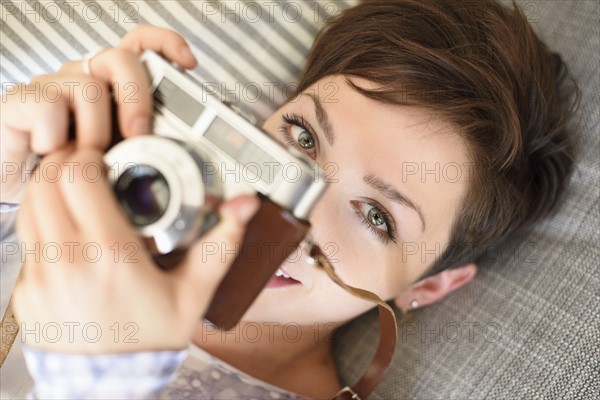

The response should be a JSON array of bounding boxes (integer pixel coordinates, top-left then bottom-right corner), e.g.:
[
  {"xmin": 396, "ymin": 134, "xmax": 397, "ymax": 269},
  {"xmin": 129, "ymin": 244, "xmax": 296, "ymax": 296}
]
[
  {"xmin": 1, "ymin": 1, "xmax": 598, "ymax": 399},
  {"xmin": 0, "ymin": 0, "xmax": 355, "ymax": 122}
]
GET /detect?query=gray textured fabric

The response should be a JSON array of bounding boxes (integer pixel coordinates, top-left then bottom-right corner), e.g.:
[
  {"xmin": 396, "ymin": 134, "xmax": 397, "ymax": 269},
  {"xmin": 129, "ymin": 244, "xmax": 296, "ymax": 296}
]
[
  {"xmin": 1, "ymin": 1, "xmax": 598, "ymax": 399},
  {"xmin": 334, "ymin": 1, "xmax": 600, "ymax": 399}
]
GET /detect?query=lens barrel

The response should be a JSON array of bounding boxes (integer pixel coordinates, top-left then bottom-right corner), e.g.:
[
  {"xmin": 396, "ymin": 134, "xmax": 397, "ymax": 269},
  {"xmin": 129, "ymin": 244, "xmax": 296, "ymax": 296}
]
[
  {"xmin": 115, "ymin": 165, "xmax": 170, "ymax": 226},
  {"xmin": 104, "ymin": 135, "xmax": 222, "ymax": 256}
]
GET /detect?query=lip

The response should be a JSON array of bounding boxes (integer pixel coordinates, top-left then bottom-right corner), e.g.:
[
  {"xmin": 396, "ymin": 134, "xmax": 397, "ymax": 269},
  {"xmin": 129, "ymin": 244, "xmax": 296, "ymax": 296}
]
[{"xmin": 266, "ymin": 267, "xmax": 302, "ymax": 289}]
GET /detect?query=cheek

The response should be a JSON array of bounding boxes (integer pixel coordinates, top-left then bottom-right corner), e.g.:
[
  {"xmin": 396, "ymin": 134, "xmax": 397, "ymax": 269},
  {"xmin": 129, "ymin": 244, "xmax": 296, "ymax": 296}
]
[
  {"xmin": 310, "ymin": 193, "xmax": 410, "ymax": 300},
  {"xmin": 334, "ymin": 248, "xmax": 409, "ymax": 300}
]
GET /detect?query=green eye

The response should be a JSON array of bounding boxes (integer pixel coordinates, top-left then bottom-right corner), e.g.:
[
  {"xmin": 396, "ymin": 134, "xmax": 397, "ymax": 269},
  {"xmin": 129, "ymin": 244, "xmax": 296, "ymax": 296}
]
[
  {"xmin": 351, "ymin": 200, "xmax": 397, "ymax": 245},
  {"xmin": 297, "ymin": 131, "xmax": 315, "ymax": 149},
  {"xmin": 280, "ymin": 113, "xmax": 318, "ymax": 159},
  {"xmin": 368, "ymin": 207, "xmax": 386, "ymax": 226},
  {"xmin": 291, "ymin": 125, "xmax": 315, "ymax": 149},
  {"xmin": 354, "ymin": 201, "xmax": 390, "ymax": 234}
]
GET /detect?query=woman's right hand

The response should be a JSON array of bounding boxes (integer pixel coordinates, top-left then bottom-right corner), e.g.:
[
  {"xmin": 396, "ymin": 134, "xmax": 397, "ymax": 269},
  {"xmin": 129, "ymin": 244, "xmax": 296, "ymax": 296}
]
[{"xmin": 0, "ymin": 24, "xmax": 198, "ymax": 204}]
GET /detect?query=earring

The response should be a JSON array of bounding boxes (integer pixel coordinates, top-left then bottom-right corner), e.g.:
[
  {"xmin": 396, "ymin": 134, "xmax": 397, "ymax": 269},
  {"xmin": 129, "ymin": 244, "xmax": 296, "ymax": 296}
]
[{"xmin": 409, "ymin": 299, "xmax": 419, "ymax": 310}]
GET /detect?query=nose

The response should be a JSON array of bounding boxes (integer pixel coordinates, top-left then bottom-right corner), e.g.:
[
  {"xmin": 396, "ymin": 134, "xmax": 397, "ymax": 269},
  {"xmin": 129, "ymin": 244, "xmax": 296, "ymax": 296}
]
[{"xmin": 305, "ymin": 175, "xmax": 340, "ymax": 249}]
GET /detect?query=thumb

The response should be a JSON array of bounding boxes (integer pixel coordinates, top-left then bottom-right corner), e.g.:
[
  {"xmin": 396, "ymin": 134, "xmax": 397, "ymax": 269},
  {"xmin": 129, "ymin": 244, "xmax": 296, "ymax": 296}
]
[{"xmin": 176, "ymin": 194, "xmax": 260, "ymax": 297}]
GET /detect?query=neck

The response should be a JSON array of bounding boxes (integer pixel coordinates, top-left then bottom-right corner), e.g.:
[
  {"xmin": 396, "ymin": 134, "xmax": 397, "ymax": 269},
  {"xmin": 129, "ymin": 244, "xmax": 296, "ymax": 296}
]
[{"xmin": 192, "ymin": 321, "xmax": 341, "ymax": 398}]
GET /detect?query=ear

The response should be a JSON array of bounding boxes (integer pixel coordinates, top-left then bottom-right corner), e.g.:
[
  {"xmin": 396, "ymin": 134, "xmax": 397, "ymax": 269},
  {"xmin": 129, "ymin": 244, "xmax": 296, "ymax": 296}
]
[{"xmin": 394, "ymin": 263, "xmax": 477, "ymax": 312}]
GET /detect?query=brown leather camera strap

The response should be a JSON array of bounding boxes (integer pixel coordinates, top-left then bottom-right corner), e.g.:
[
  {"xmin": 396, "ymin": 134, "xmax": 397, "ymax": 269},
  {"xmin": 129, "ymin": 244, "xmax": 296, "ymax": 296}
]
[
  {"xmin": 205, "ymin": 196, "xmax": 311, "ymax": 330},
  {"xmin": 310, "ymin": 245, "xmax": 398, "ymax": 400}
]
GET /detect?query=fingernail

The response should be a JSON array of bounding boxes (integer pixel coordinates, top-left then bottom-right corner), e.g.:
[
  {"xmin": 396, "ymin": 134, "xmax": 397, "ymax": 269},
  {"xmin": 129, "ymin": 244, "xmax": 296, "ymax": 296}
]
[
  {"xmin": 131, "ymin": 117, "xmax": 150, "ymax": 136},
  {"xmin": 235, "ymin": 199, "xmax": 260, "ymax": 224}
]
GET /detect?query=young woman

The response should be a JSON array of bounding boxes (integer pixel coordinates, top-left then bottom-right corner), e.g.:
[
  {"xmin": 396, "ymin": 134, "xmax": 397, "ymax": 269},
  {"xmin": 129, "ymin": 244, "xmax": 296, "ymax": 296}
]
[{"xmin": 0, "ymin": 0, "xmax": 578, "ymax": 398}]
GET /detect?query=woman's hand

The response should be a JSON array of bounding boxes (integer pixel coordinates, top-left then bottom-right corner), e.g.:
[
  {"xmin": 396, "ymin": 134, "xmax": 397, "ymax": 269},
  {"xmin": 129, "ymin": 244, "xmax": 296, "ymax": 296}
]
[
  {"xmin": 5, "ymin": 24, "xmax": 261, "ymax": 354},
  {"xmin": 12, "ymin": 147, "xmax": 259, "ymax": 354},
  {"xmin": 0, "ymin": 24, "xmax": 197, "ymax": 203}
]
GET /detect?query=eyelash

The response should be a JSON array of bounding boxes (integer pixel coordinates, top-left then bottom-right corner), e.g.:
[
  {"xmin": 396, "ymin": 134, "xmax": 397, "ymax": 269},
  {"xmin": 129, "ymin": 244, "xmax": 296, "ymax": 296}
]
[
  {"xmin": 279, "ymin": 112, "xmax": 397, "ymax": 245},
  {"xmin": 278, "ymin": 113, "xmax": 318, "ymax": 159},
  {"xmin": 352, "ymin": 201, "xmax": 398, "ymax": 245}
]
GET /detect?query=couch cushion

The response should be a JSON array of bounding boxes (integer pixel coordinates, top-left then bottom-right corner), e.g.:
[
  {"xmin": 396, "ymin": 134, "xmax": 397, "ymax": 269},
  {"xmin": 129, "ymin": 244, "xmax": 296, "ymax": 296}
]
[{"xmin": 334, "ymin": 1, "xmax": 599, "ymax": 398}]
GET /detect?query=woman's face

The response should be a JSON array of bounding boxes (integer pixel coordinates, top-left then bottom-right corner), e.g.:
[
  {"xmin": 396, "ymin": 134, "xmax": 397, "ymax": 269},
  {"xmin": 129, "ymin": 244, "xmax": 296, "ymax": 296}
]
[{"xmin": 241, "ymin": 75, "xmax": 471, "ymax": 326}]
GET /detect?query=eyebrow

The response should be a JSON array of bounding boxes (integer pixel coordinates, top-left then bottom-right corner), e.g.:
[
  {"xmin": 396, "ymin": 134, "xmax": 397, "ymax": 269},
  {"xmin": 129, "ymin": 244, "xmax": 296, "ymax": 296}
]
[
  {"xmin": 305, "ymin": 93, "xmax": 335, "ymax": 146},
  {"xmin": 363, "ymin": 174, "xmax": 426, "ymax": 232}
]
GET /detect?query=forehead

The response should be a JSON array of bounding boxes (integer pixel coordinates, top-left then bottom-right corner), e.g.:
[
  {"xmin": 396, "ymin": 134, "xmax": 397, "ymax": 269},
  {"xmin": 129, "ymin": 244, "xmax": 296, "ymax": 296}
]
[{"xmin": 306, "ymin": 75, "xmax": 472, "ymax": 240}]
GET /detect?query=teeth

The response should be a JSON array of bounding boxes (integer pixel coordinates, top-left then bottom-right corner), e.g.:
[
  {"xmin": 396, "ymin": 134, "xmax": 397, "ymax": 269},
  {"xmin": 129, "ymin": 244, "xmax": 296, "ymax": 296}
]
[{"xmin": 275, "ymin": 268, "xmax": 291, "ymax": 279}]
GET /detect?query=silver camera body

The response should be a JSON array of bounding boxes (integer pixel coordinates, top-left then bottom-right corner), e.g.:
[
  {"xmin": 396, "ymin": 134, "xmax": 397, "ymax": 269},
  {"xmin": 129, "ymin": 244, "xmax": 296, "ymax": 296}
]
[{"xmin": 105, "ymin": 50, "xmax": 327, "ymax": 258}]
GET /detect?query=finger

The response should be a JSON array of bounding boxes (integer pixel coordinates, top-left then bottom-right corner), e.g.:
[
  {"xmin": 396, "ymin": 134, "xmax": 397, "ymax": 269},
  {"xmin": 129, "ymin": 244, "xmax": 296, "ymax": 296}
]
[
  {"xmin": 28, "ymin": 148, "xmax": 78, "ymax": 242},
  {"xmin": 57, "ymin": 48, "xmax": 106, "ymax": 75},
  {"xmin": 81, "ymin": 48, "xmax": 153, "ymax": 139},
  {"xmin": 1, "ymin": 82, "xmax": 69, "ymax": 155},
  {"xmin": 16, "ymin": 179, "xmax": 44, "ymax": 285},
  {"xmin": 55, "ymin": 49, "xmax": 151, "ymax": 141},
  {"xmin": 118, "ymin": 24, "xmax": 198, "ymax": 69},
  {"xmin": 1, "ymin": 76, "xmax": 111, "ymax": 154},
  {"xmin": 57, "ymin": 59, "xmax": 84, "ymax": 75},
  {"xmin": 58, "ymin": 148, "xmax": 137, "ymax": 242},
  {"xmin": 15, "ymin": 183, "xmax": 41, "ymax": 257},
  {"xmin": 18, "ymin": 149, "xmax": 83, "ymax": 290},
  {"xmin": 174, "ymin": 195, "xmax": 260, "ymax": 301}
]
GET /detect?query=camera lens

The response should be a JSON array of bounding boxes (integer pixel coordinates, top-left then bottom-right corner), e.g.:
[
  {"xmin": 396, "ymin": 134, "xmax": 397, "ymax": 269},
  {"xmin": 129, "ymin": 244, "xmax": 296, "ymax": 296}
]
[{"xmin": 115, "ymin": 165, "xmax": 170, "ymax": 226}]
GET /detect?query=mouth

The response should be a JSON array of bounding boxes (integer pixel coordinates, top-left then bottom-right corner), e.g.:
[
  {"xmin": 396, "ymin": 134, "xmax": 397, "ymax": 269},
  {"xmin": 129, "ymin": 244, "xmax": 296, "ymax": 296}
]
[{"xmin": 266, "ymin": 267, "xmax": 302, "ymax": 288}]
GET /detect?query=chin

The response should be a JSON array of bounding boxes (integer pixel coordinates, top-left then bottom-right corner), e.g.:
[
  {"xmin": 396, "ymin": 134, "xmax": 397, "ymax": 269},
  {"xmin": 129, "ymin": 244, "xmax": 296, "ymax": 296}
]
[{"xmin": 240, "ymin": 284, "xmax": 316, "ymax": 325}]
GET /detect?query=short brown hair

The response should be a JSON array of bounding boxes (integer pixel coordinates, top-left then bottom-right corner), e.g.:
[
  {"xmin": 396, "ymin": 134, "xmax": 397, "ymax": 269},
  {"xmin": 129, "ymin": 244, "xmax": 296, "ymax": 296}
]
[{"xmin": 297, "ymin": 0, "xmax": 580, "ymax": 277}]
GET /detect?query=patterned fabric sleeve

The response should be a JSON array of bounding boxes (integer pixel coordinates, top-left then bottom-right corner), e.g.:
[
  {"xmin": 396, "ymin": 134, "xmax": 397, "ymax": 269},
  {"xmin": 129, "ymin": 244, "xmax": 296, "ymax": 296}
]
[
  {"xmin": 0, "ymin": 203, "xmax": 20, "ymax": 213},
  {"xmin": 21, "ymin": 345, "xmax": 188, "ymax": 400}
]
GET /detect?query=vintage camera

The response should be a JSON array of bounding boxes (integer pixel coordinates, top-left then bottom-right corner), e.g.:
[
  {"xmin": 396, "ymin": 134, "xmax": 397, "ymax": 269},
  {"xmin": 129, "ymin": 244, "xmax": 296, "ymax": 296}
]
[{"xmin": 104, "ymin": 50, "xmax": 327, "ymax": 330}]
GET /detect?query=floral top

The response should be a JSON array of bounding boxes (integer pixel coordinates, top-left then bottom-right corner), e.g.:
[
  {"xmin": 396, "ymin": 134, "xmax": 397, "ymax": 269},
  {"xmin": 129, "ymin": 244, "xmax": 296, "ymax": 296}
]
[{"xmin": 22, "ymin": 343, "xmax": 307, "ymax": 400}]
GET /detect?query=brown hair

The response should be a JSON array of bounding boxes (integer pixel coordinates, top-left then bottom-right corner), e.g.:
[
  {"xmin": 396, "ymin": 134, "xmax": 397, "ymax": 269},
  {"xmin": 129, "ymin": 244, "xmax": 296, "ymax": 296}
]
[{"xmin": 296, "ymin": 0, "xmax": 580, "ymax": 277}]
